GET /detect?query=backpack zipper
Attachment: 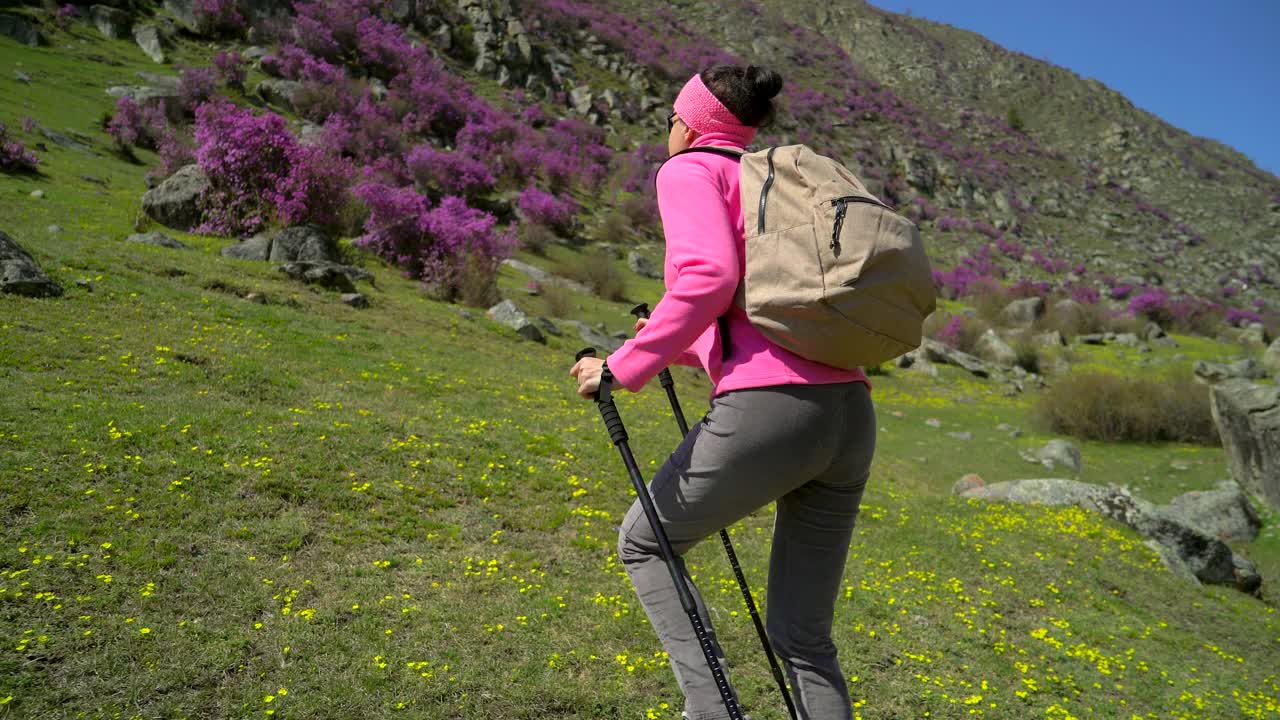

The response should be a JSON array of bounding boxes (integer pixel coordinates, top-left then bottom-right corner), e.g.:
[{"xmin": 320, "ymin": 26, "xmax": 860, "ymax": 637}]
[
  {"xmin": 830, "ymin": 195, "xmax": 886, "ymax": 250},
  {"xmin": 758, "ymin": 147, "xmax": 778, "ymax": 235}
]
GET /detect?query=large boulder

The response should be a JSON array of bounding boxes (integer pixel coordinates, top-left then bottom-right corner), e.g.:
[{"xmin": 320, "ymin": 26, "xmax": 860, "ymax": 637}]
[
  {"xmin": 1158, "ymin": 484, "xmax": 1262, "ymax": 544},
  {"xmin": 90, "ymin": 5, "xmax": 131, "ymax": 39},
  {"xmin": 1001, "ymin": 297, "xmax": 1046, "ymax": 326},
  {"xmin": 501, "ymin": 258, "xmax": 592, "ymax": 294},
  {"xmin": 487, "ymin": 299, "xmax": 546, "ymax": 343},
  {"xmin": 1, "ymin": 230, "xmax": 63, "ymax": 298},
  {"xmin": 627, "ymin": 250, "xmax": 661, "ymax": 280},
  {"xmin": 268, "ymin": 226, "xmax": 339, "ymax": 263},
  {"xmin": 563, "ymin": 320, "xmax": 623, "ymax": 353},
  {"xmin": 277, "ymin": 261, "xmax": 357, "ymax": 293},
  {"xmin": 220, "ymin": 234, "xmax": 273, "ymax": 261},
  {"xmin": 1194, "ymin": 358, "xmax": 1267, "ymax": 384},
  {"xmin": 162, "ymin": 0, "xmax": 198, "ymax": 32},
  {"xmin": 142, "ymin": 165, "xmax": 209, "ymax": 231},
  {"xmin": 1210, "ymin": 380, "xmax": 1280, "ymax": 510},
  {"xmin": 920, "ymin": 339, "xmax": 990, "ymax": 378},
  {"xmin": 1036, "ymin": 439, "xmax": 1082, "ymax": 474},
  {"xmin": 256, "ymin": 79, "xmax": 302, "ymax": 110},
  {"xmin": 107, "ymin": 84, "xmax": 183, "ymax": 122},
  {"xmin": 133, "ymin": 25, "xmax": 167, "ymax": 63},
  {"xmin": 960, "ymin": 479, "xmax": 1238, "ymax": 587},
  {"xmin": 974, "ymin": 329, "xmax": 1017, "ymax": 368},
  {"xmin": 126, "ymin": 231, "xmax": 188, "ymax": 250},
  {"xmin": 1263, "ymin": 338, "xmax": 1280, "ymax": 377},
  {"xmin": 0, "ymin": 13, "xmax": 44, "ymax": 47}
]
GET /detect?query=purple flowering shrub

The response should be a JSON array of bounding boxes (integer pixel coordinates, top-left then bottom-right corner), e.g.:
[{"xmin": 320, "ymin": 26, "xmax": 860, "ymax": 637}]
[
  {"xmin": 213, "ymin": 52, "xmax": 247, "ymax": 91},
  {"xmin": 193, "ymin": 0, "xmax": 245, "ymax": 36},
  {"xmin": 178, "ymin": 66, "xmax": 220, "ymax": 114},
  {"xmin": 194, "ymin": 101, "xmax": 350, "ymax": 236},
  {"xmin": 55, "ymin": 4, "xmax": 76, "ymax": 30},
  {"xmin": 405, "ymin": 144, "xmax": 496, "ymax": 197},
  {"xmin": 0, "ymin": 123, "xmax": 39, "ymax": 173},
  {"xmin": 106, "ymin": 97, "xmax": 168, "ymax": 150},
  {"xmin": 353, "ymin": 183, "xmax": 514, "ymax": 304},
  {"xmin": 517, "ymin": 185, "xmax": 578, "ymax": 233},
  {"xmin": 20, "ymin": 116, "xmax": 37, "ymax": 134}
]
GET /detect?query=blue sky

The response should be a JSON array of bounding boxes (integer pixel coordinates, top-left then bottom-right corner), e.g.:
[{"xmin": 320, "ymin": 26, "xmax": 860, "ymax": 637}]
[{"xmin": 866, "ymin": 0, "xmax": 1280, "ymax": 178}]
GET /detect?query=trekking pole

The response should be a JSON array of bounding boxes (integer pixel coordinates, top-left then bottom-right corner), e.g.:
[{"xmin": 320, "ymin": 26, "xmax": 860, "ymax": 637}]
[
  {"xmin": 630, "ymin": 304, "xmax": 799, "ymax": 720},
  {"xmin": 575, "ymin": 347, "xmax": 746, "ymax": 720}
]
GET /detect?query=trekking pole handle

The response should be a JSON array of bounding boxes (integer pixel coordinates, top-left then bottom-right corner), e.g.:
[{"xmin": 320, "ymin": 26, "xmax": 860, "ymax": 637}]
[{"xmin": 575, "ymin": 348, "xmax": 628, "ymax": 446}]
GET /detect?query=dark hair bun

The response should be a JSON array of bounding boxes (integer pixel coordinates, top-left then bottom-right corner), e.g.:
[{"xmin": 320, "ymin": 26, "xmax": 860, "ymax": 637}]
[
  {"xmin": 701, "ymin": 64, "xmax": 785, "ymax": 128},
  {"xmin": 746, "ymin": 65, "xmax": 783, "ymax": 100}
]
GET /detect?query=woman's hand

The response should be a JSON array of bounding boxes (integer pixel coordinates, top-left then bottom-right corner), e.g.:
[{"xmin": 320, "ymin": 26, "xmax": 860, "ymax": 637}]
[
  {"xmin": 633, "ymin": 317, "xmax": 648, "ymax": 333},
  {"xmin": 569, "ymin": 356, "xmax": 605, "ymax": 399}
]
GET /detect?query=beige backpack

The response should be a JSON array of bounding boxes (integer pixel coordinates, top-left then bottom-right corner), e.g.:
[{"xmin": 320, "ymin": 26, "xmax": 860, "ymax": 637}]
[{"xmin": 672, "ymin": 144, "xmax": 937, "ymax": 369}]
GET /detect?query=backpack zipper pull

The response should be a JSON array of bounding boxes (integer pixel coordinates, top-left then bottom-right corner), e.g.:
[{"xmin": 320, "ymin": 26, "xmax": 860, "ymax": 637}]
[{"xmin": 831, "ymin": 198, "xmax": 849, "ymax": 251}]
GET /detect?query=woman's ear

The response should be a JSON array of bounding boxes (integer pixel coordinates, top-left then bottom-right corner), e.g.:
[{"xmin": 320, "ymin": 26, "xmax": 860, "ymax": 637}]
[{"xmin": 683, "ymin": 126, "xmax": 700, "ymax": 145}]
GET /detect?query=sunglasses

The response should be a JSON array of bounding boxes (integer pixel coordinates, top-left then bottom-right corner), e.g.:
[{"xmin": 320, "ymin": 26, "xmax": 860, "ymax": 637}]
[{"xmin": 667, "ymin": 111, "xmax": 679, "ymax": 132}]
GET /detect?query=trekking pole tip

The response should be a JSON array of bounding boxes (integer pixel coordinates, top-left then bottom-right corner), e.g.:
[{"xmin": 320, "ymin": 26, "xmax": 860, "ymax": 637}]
[{"xmin": 575, "ymin": 347, "xmax": 597, "ymax": 362}]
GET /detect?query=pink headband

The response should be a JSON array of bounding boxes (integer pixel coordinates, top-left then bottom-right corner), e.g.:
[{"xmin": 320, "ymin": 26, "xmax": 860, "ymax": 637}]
[{"xmin": 673, "ymin": 74, "xmax": 757, "ymax": 146}]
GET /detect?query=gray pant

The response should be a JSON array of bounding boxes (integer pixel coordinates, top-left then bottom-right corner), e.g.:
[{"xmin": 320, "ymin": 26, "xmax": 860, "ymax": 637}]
[{"xmin": 618, "ymin": 382, "xmax": 875, "ymax": 720}]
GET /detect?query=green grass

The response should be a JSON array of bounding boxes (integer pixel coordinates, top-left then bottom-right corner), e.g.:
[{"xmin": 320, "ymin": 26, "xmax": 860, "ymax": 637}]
[{"xmin": 3, "ymin": 28, "xmax": 1280, "ymax": 720}]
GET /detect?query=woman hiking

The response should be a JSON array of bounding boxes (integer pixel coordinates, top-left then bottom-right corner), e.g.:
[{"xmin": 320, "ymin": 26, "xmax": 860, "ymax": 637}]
[{"xmin": 570, "ymin": 65, "xmax": 875, "ymax": 720}]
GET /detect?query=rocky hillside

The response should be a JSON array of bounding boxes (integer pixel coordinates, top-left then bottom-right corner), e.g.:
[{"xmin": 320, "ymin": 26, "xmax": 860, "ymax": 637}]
[{"xmin": 3, "ymin": 0, "xmax": 1279, "ymax": 323}]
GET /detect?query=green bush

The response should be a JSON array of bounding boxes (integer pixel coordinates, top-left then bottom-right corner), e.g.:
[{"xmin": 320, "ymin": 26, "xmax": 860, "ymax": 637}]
[
  {"xmin": 1033, "ymin": 371, "xmax": 1220, "ymax": 445},
  {"xmin": 539, "ymin": 281, "xmax": 573, "ymax": 318},
  {"xmin": 558, "ymin": 250, "xmax": 628, "ymax": 302}
]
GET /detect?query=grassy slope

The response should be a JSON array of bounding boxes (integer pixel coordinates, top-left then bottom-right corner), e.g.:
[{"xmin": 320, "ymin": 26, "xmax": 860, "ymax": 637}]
[{"xmin": 2, "ymin": 26, "xmax": 1279, "ymax": 720}]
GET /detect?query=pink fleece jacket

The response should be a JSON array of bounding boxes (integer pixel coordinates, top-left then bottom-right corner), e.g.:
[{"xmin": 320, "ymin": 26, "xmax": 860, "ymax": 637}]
[{"xmin": 606, "ymin": 133, "xmax": 869, "ymax": 397}]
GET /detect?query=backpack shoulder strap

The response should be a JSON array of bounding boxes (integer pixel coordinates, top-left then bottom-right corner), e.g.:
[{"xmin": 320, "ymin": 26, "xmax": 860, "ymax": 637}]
[{"xmin": 655, "ymin": 146, "xmax": 753, "ymax": 363}]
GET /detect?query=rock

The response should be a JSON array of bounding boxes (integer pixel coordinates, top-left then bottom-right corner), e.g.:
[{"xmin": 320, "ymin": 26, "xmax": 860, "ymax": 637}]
[
  {"xmin": 501, "ymin": 258, "xmax": 591, "ymax": 294},
  {"xmin": 46, "ymin": 225, "xmax": 62, "ymax": 235},
  {"xmin": 626, "ymin": 251, "xmax": 661, "ymax": 279},
  {"xmin": 974, "ymin": 328, "xmax": 1017, "ymax": 367},
  {"xmin": 1113, "ymin": 333, "xmax": 1142, "ymax": 347},
  {"xmin": 925, "ymin": 418, "xmax": 942, "ymax": 428},
  {"xmin": 256, "ymin": 79, "xmax": 302, "ymax": 109},
  {"xmin": 563, "ymin": 320, "xmax": 623, "ymax": 353},
  {"xmin": 242, "ymin": 46, "xmax": 269, "ymax": 62},
  {"xmin": 14, "ymin": 69, "xmax": 32, "ymax": 84},
  {"xmin": 1034, "ymin": 331, "xmax": 1066, "ymax": 348},
  {"xmin": 1238, "ymin": 323, "xmax": 1270, "ymax": 347},
  {"xmin": 1194, "ymin": 359, "xmax": 1267, "ymax": 384},
  {"xmin": 1001, "ymin": 297, "xmax": 1045, "ymax": 326},
  {"xmin": 142, "ymin": 165, "xmax": 208, "ymax": 231},
  {"xmin": 961, "ymin": 480, "xmax": 1238, "ymax": 587},
  {"xmin": 30, "ymin": 190, "xmax": 44, "ymax": 199},
  {"xmin": 535, "ymin": 317, "xmax": 562, "ymax": 337},
  {"xmin": 896, "ymin": 349, "xmax": 939, "ymax": 376},
  {"xmin": 75, "ymin": 279, "xmax": 93, "ymax": 292},
  {"xmin": 952, "ymin": 474, "xmax": 985, "ymax": 495},
  {"xmin": 486, "ymin": 299, "xmax": 546, "ymax": 343},
  {"xmin": 220, "ymin": 235, "xmax": 273, "ymax": 261},
  {"xmin": 1036, "ymin": 439, "xmax": 1082, "ymax": 473},
  {"xmin": 0, "ymin": 13, "xmax": 43, "ymax": 46},
  {"xmin": 40, "ymin": 128, "xmax": 93, "ymax": 154},
  {"xmin": 1233, "ymin": 554, "xmax": 1263, "ymax": 596},
  {"xmin": 126, "ymin": 231, "xmax": 188, "ymax": 250},
  {"xmin": 277, "ymin": 262, "xmax": 357, "ymax": 293},
  {"xmin": 268, "ymin": 225, "xmax": 339, "ymax": 263},
  {"xmin": 340, "ymin": 292, "xmax": 368, "ymax": 309},
  {"xmin": 1209, "ymin": 380, "xmax": 1280, "ymax": 510},
  {"xmin": 90, "ymin": 5, "xmax": 131, "ymax": 39},
  {"xmin": 133, "ymin": 25, "xmax": 167, "ymax": 63},
  {"xmin": 163, "ymin": 0, "xmax": 198, "ymax": 32},
  {"xmin": 0, "ymin": 230, "xmax": 63, "ymax": 298},
  {"xmin": 106, "ymin": 84, "xmax": 182, "ymax": 122},
  {"xmin": 1265, "ymin": 338, "xmax": 1280, "ymax": 377},
  {"xmin": 243, "ymin": 292, "xmax": 267, "ymax": 304},
  {"xmin": 1159, "ymin": 484, "xmax": 1262, "ymax": 543},
  {"xmin": 920, "ymin": 339, "xmax": 990, "ymax": 378},
  {"xmin": 1143, "ymin": 322, "xmax": 1167, "ymax": 342},
  {"xmin": 1078, "ymin": 333, "xmax": 1106, "ymax": 345},
  {"xmin": 947, "ymin": 431, "xmax": 974, "ymax": 441}
]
